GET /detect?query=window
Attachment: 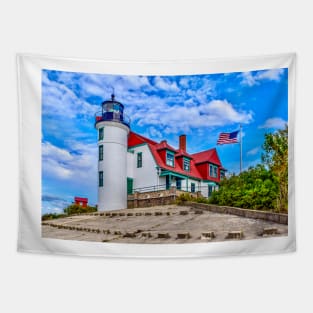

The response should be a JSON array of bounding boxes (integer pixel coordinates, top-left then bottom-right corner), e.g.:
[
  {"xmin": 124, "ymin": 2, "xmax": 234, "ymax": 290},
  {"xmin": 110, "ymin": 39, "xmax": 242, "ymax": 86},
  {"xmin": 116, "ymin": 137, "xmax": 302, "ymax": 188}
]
[
  {"xmin": 98, "ymin": 127, "xmax": 104, "ymax": 141},
  {"xmin": 214, "ymin": 166, "xmax": 218, "ymax": 178},
  {"xmin": 209, "ymin": 164, "xmax": 218, "ymax": 178},
  {"xmin": 99, "ymin": 171, "xmax": 103, "ymax": 187},
  {"xmin": 99, "ymin": 145, "xmax": 103, "ymax": 161},
  {"xmin": 166, "ymin": 151, "xmax": 174, "ymax": 167},
  {"xmin": 137, "ymin": 152, "xmax": 142, "ymax": 168},
  {"xmin": 220, "ymin": 170, "xmax": 225, "ymax": 179},
  {"xmin": 183, "ymin": 157, "xmax": 190, "ymax": 171},
  {"xmin": 191, "ymin": 183, "xmax": 195, "ymax": 193},
  {"xmin": 176, "ymin": 179, "xmax": 182, "ymax": 190}
]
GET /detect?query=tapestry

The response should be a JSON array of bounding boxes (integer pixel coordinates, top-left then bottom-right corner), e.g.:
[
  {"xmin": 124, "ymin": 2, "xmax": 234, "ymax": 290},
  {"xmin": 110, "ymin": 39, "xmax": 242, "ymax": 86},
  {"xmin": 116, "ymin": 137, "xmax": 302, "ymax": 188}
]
[{"xmin": 17, "ymin": 53, "xmax": 296, "ymax": 257}]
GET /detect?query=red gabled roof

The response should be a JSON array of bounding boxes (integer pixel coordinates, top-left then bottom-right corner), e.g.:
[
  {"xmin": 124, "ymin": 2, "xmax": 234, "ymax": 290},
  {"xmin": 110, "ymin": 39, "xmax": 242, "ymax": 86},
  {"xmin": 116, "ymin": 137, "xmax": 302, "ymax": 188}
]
[
  {"xmin": 128, "ymin": 131, "xmax": 158, "ymax": 147},
  {"xmin": 155, "ymin": 140, "xmax": 177, "ymax": 152},
  {"xmin": 127, "ymin": 131, "xmax": 225, "ymax": 180},
  {"xmin": 147, "ymin": 143, "xmax": 203, "ymax": 180},
  {"xmin": 74, "ymin": 197, "xmax": 88, "ymax": 202},
  {"xmin": 175, "ymin": 149, "xmax": 193, "ymax": 159},
  {"xmin": 192, "ymin": 148, "xmax": 222, "ymax": 166}
]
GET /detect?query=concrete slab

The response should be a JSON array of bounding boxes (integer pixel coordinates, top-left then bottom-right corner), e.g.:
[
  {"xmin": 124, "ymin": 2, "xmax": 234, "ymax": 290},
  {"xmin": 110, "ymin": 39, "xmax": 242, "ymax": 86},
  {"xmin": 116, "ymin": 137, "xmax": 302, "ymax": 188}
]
[{"xmin": 42, "ymin": 205, "xmax": 288, "ymax": 244}]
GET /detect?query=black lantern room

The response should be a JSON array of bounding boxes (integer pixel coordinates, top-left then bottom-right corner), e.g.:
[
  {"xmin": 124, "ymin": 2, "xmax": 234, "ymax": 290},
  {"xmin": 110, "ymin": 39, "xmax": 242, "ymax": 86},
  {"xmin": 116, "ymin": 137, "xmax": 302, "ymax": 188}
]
[{"xmin": 95, "ymin": 94, "xmax": 130, "ymax": 127}]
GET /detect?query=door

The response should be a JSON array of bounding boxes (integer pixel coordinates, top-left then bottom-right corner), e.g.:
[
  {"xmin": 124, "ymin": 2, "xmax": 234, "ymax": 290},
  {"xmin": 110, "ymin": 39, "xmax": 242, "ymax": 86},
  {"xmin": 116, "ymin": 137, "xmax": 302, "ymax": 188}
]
[
  {"xmin": 208, "ymin": 185, "xmax": 213, "ymax": 197},
  {"xmin": 166, "ymin": 175, "xmax": 170, "ymax": 190}
]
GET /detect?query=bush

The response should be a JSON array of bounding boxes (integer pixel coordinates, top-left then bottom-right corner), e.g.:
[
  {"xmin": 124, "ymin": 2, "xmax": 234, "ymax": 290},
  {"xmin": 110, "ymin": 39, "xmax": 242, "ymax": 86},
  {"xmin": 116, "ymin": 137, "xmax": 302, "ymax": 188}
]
[
  {"xmin": 176, "ymin": 193, "xmax": 209, "ymax": 205},
  {"xmin": 208, "ymin": 164, "xmax": 280, "ymax": 212},
  {"xmin": 63, "ymin": 204, "xmax": 97, "ymax": 215},
  {"xmin": 41, "ymin": 213, "xmax": 67, "ymax": 221}
]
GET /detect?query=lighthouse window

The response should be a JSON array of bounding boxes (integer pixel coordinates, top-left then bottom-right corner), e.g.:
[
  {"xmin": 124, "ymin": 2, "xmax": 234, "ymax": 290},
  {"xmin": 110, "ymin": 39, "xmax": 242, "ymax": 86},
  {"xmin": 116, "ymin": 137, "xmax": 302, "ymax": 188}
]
[
  {"xmin": 166, "ymin": 151, "xmax": 175, "ymax": 167},
  {"xmin": 99, "ymin": 171, "xmax": 103, "ymax": 187},
  {"xmin": 99, "ymin": 145, "xmax": 103, "ymax": 161},
  {"xmin": 137, "ymin": 152, "xmax": 142, "ymax": 168},
  {"xmin": 183, "ymin": 157, "xmax": 190, "ymax": 171},
  {"xmin": 98, "ymin": 127, "xmax": 104, "ymax": 141},
  {"xmin": 113, "ymin": 104, "xmax": 120, "ymax": 112}
]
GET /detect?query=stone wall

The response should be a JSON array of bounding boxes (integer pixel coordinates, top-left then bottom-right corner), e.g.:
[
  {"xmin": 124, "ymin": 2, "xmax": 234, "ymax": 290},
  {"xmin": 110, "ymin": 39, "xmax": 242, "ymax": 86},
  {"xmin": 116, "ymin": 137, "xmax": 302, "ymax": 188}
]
[
  {"xmin": 127, "ymin": 188, "xmax": 199, "ymax": 208},
  {"xmin": 185, "ymin": 202, "xmax": 288, "ymax": 225}
]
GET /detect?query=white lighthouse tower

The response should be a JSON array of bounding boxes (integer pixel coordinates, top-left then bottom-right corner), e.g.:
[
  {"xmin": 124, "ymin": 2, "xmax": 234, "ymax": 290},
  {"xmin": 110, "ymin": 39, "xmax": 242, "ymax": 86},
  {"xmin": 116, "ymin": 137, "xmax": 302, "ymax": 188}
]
[{"xmin": 95, "ymin": 94, "xmax": 130, "ymax": 211}]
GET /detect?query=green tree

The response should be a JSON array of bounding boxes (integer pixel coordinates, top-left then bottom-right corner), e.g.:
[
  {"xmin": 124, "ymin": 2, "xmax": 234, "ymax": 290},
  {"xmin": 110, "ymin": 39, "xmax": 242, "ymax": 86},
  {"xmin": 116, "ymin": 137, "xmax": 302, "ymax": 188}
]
[
  {"xmin": 262, "ymin": 125, "xmax": 288, "ymax": 212},
  {"xmin": 64, "ymin": 204, "xmax": 97, "ymax": 215},
  {"xmin": 209, "ymin": 165, "xmax": 278, "ymax": 211}
]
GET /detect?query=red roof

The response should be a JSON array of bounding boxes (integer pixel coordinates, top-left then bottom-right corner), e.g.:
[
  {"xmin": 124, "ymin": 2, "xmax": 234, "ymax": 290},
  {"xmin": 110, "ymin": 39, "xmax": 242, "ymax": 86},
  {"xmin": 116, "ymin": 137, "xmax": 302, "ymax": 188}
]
[
  {"xmin": 192, "ymin": 148, "xmax": 221, "ymax": 166},
  {"xmin": 148, "ymin": 143, "xmax": 203, "ymax": 180},
  {"xmin": 155, "ymin": 140, "xmax": 177, "ymax": 152},
  {"xmin": 128, "ymin": 131, "xmax": 157, "ymax": 147},
  {"xmin": 74, "ymin": 197, "xmax": 88, "ymax": 202},
  {"xmin": 128, "ymin": 131, "xmax": 225, "ymax": 181}
]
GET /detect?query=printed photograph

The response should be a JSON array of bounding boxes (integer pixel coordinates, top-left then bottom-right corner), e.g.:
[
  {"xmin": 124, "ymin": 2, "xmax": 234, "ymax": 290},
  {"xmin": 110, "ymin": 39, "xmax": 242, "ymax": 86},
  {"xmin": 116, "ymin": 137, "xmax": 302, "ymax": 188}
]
[{"xmin": 41, "ymin": 68, "xmax": 288, "ymax": 243}]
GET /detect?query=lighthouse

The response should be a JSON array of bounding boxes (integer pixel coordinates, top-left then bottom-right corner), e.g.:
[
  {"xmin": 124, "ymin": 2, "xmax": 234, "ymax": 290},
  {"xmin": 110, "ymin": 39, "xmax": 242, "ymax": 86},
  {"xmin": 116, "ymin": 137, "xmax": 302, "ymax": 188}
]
[{"xmin": 95, "ymin": 94, "xmax": 130, "ymax": 211}]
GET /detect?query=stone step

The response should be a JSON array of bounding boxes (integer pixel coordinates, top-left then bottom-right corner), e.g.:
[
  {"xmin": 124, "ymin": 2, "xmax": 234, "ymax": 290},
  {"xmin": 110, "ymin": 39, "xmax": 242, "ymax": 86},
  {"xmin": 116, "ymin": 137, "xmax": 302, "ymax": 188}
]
[
  {"xmin": 176, "ymin": 232, "xmax": 191, "ymax": 239},
  {"xmin": 226, "ymin": 231, "xmax": 244, "ymax": 239},
  {"xmin": 262, "ymin": 227, "xmax": 278, "ymax": 236},
  {"xmin": 201, "ymin": 231, "xmax": 215, "ymax": 240},
  {"xmin": 157, "ymin": 232, "xmax": 170, "ymax": 239}
]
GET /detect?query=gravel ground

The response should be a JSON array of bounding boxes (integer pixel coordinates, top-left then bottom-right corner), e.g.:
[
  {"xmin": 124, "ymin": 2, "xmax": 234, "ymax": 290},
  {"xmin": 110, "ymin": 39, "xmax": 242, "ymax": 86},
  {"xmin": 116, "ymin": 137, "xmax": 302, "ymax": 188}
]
[{"xmin": 42, "ymin": 205, "xmax": 288, "ymax": 244}]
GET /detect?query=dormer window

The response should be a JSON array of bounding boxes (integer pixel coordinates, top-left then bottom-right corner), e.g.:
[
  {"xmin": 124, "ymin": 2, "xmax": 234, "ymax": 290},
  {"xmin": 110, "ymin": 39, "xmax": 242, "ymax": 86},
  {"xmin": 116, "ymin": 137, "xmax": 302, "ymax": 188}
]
[
  {"xmin": 183, "ymin": 157, "xmax": 190, "ymax": 171},
  {"xmin": 166, "ymin": 150, "xmax": 175, "ymax": 167},
  {"xmin": 220, "ymin": 170, "xmax": 225, "ymax": 179},
  {"xmin": 209, "ymin": 164, "xmax": 218, "ymax": 178}
]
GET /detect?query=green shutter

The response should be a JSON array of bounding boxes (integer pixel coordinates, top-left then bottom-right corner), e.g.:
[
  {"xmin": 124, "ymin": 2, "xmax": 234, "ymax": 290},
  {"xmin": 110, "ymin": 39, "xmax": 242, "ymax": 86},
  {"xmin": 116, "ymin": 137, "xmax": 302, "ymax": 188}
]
[{"xmin": 127, "ymin": 178, "xmax": 133, "ymax": 194}]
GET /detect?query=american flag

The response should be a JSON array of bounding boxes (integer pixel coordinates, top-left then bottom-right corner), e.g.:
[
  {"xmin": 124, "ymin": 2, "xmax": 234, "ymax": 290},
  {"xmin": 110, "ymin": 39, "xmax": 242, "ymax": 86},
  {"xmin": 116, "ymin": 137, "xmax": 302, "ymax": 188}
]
[{"xmin": 217, "ymin": 130, "xmax": 239, "ymax": 145}]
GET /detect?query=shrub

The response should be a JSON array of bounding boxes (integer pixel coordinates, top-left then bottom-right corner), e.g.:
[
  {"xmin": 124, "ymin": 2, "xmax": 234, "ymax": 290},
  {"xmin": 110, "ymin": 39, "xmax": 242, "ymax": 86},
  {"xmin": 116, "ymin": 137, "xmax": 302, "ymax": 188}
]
[
  {"xmin": 41, "ymin": 213, "xmax": 67, "ymax": 221},
  {"xmin": 63, "ymin": 204, "xmax": 97, "ymax": 215},
  {"xmin": 176, "ymin": 193, "xmax": 209, "ymax": 205}
]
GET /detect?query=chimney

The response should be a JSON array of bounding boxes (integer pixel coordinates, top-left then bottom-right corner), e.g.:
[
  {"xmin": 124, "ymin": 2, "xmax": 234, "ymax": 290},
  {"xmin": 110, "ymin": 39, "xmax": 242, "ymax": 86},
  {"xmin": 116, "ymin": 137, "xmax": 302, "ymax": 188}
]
[{"xmin": 179, "ymin": 135, "xmax": 186, "ymax": 152}]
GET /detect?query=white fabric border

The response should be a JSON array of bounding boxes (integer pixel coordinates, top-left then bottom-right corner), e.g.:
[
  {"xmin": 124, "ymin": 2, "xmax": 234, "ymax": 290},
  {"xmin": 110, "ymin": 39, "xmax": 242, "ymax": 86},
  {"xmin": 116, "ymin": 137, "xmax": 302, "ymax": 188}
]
[{"xmin": 17, "ymin": 53, "xmax": 296, "ymax": 258}]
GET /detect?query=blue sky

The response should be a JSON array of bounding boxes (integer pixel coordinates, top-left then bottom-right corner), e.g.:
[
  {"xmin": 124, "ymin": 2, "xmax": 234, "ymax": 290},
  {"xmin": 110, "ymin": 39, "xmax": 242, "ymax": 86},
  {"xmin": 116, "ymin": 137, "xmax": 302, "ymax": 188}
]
[{"xmin": 41, "ymin": 68, "xmax": 288, "ymax": 214}]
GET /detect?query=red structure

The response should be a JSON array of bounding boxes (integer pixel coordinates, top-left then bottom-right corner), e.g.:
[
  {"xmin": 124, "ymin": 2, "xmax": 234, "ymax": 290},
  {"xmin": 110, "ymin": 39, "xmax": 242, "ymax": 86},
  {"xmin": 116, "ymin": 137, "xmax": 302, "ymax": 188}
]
[{"xmin": 74, "ymin": 197, "xmax": 88, "ymax": 207}]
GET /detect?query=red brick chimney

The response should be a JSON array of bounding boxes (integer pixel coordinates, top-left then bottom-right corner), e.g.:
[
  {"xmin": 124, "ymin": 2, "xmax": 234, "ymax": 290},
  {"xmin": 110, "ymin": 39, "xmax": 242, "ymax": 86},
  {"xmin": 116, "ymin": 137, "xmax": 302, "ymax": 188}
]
[{"xmin": 179, "ymin": 135, "xmax": 186, "ymax": 152}]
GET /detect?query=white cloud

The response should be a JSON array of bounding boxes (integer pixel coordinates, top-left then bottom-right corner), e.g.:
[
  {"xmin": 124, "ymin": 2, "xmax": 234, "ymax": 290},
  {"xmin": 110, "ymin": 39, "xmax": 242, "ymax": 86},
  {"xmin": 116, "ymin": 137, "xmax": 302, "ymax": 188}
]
[
  {"xmin": 259, "ymin": 117, "xmax": 287, "ymax": 129},
  {"xmin": 132, "ymin": 99, "xmax": 252, "ymax": 134},
  {"xmin": 42, "ymin": 72, "xmax": 96, "ymax": 118},
  {"xmin": 42, "ymin": 141, "xmax": 97, "ymax": 181},
  {"xmin": 148, "ymin": 126, "xmax": 163, "ymax": 139},
  {"xmin": 247, "ymin": 147, "xmax": 259, "ymax": 156},
  {"xmin": 241, "ymin": 72, "xmax": 256, "ymax": 87},
  {"xmin": 256, "ymin": 69, "xmax": 284, "ymax": 81},
  {"xmin": 154, "ymin": 76, "xmax": 179, "ymax": 92},
  {"xmin": 42, "ymin": 142, "xmax": 73, "ymax": 162},
  {"xmin": 240, "ymin": 69, "xmax": 284, "ymax": 86}
]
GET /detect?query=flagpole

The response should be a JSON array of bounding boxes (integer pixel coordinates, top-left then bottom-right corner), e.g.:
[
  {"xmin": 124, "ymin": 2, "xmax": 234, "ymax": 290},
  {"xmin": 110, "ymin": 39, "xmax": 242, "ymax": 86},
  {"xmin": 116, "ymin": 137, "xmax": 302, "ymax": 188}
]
[{"xmin": 240, "ymin": 124, "xmax": 242, "ymax": 173}]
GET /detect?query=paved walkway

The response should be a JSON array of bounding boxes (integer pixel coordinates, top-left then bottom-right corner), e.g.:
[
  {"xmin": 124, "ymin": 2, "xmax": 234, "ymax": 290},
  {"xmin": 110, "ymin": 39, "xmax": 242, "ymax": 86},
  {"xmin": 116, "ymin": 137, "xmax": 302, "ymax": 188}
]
[{"xmin": 42, "ymin": 205, "xmax": 288, "ymax": 244}]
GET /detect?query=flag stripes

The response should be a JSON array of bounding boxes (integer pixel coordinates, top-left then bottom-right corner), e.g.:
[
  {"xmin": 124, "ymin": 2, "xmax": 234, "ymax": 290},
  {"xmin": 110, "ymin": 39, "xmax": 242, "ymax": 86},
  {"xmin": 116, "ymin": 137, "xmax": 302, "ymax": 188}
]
[{"xmin": 217, "ymin": 130, "xmax": 239, "ymax": 145}]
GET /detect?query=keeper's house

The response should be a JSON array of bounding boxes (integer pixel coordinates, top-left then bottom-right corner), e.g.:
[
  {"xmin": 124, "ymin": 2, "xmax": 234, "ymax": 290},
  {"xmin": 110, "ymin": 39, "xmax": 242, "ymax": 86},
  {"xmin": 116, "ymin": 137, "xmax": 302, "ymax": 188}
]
[
  {"xmin": 95, "ymin": 94, "xmax": 226, "ymax": 211},
  {"xmin": 127, "ymin": 132, "xmax": 226, "ymax": 196}
]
